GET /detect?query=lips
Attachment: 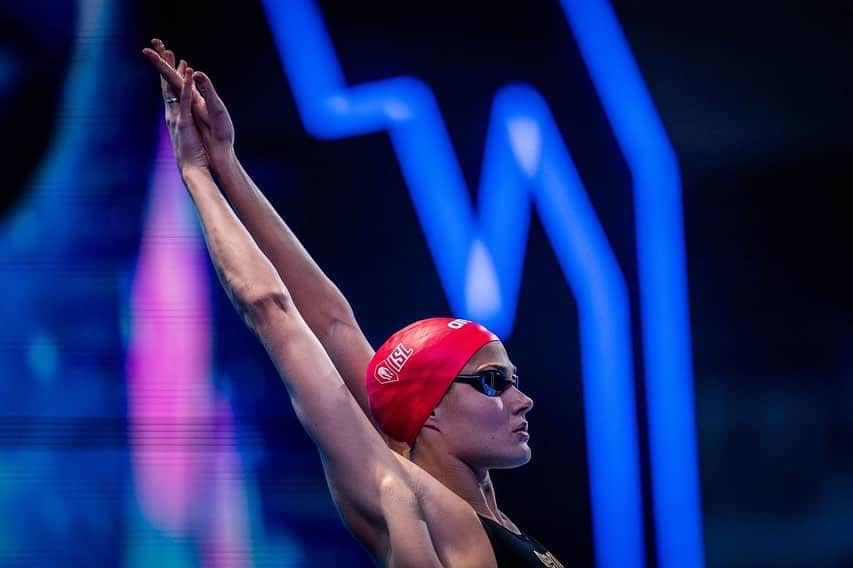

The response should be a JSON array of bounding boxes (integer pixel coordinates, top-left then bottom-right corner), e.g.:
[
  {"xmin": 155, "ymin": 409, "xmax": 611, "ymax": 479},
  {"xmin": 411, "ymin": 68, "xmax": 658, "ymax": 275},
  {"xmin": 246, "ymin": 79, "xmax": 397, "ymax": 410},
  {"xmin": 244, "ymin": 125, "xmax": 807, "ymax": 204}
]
[{"xmin": 513, "ymin": 422, "xmax": 528, "ymax": 432}]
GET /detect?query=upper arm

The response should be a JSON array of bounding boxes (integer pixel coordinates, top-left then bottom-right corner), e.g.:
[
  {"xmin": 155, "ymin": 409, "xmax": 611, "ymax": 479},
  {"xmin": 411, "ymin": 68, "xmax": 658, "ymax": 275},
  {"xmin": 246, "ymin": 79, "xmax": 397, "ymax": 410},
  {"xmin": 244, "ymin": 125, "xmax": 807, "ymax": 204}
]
[
  {"xmin": 246, "ymin": 295, "xmax": 418, "ymax": 537},
  {"xmin": 321, "ymin": 317, "xmax": 412, "ymax": 456},
  {"xmin": 318, "ymin": 315, "xmax": 375, "ymax": 421}
]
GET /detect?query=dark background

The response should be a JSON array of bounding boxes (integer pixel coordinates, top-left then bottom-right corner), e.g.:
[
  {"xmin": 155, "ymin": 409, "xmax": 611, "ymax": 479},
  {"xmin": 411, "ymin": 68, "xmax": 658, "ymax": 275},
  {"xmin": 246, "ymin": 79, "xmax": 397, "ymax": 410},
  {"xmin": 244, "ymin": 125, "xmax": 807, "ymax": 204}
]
[{"xmin": 1, "ymin": 0, "xmax": 851, "ymax": 566}]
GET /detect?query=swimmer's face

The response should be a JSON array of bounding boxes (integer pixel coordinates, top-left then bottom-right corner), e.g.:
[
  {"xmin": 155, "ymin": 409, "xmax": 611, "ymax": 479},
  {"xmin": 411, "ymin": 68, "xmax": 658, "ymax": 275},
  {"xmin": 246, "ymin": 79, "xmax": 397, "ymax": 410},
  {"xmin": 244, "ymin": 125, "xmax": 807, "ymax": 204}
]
[{"xmin": 429, "ymin": 341, "xmax": 534, "ymax": 469}]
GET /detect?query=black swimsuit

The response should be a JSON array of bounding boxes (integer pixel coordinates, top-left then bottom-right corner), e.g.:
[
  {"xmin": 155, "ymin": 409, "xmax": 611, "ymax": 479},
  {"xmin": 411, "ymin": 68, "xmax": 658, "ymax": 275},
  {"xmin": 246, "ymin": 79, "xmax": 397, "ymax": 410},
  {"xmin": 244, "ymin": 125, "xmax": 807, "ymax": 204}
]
[{"xmin": 477, "ymin": 515, "xmax": 566, "ymax": 567}]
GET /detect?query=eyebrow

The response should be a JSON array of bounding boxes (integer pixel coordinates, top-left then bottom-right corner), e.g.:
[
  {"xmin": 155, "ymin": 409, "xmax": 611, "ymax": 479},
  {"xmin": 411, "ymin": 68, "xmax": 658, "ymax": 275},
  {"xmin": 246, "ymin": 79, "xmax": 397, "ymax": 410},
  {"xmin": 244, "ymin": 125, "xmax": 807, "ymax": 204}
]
[{"xmin": 477, "ymin": 363, "xmax": 518, "ymax": 374}]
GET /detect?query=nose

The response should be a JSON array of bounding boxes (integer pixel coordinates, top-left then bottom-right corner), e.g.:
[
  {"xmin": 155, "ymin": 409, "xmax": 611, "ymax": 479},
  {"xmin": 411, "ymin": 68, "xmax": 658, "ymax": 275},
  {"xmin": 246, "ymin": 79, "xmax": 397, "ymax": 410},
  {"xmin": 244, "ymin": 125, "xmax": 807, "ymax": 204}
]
[{"xmin": 509, "ymin": 386, "xmax": 534, "ymax": 415}]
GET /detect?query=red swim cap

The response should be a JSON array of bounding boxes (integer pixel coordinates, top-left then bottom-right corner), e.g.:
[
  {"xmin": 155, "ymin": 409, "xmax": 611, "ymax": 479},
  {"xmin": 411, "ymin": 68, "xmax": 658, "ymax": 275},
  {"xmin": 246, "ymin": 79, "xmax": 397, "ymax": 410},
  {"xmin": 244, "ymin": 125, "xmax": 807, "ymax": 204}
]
[{"xmin": 366, "ymin": 318, "xmax": 499, "ymax": 445}]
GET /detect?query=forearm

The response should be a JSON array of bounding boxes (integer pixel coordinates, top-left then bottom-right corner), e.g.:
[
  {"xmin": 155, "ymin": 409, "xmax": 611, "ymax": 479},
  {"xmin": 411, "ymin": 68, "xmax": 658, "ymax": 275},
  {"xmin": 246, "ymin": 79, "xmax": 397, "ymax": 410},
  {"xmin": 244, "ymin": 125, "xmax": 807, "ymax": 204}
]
[
  {"xmin": 210, "ymin": 151, "xmax": 379, "ymax": 424},
  {"xmin": 181, "ymin": 168, "xmax": 396, "ymax": 474},
  {"xmin": 180, "ymin": 166, "xmax": 286, "ymax": 315},
  {"xmin": 181, "ymin": 167, "xmax": 353, "ymax": 426},
  {"xmin": 212, "ymin": 150, "xmax": 354, "ymax": 333}
]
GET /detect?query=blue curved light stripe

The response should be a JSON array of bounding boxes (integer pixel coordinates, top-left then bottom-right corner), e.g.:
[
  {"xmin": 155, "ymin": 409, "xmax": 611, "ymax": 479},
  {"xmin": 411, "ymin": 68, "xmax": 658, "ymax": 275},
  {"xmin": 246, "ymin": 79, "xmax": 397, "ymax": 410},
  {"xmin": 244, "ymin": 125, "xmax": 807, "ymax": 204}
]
[
  {"xmin": 260, "ymin": 1, "xmax": 644, "ymax": 566},
  {"xmin": 260, "ymin": 0, "xmax": 703, "ymax": 566},
  {"xmin": 559, "ymin": 1, "xmax": 705, "ymax": 567}
]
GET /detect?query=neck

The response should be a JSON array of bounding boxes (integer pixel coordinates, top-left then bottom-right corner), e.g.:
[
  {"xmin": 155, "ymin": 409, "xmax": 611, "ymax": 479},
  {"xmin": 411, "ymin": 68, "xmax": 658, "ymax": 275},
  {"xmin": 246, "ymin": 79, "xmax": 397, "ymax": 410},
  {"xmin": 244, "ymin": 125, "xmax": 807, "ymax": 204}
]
[{"xmin": 412, "ymin": 438, "xmax": 503, "ymax": 521}]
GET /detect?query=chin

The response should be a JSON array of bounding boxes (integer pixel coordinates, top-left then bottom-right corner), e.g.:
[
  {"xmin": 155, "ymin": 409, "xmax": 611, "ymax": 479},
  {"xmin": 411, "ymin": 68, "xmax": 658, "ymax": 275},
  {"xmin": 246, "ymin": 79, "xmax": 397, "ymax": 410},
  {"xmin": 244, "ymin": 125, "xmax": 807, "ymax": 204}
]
[
  {"xmin": 493, "ymin": 447, "xmax": 532, "ymax": 469},
  {"xmin": 516, "ymin": 448, "xmax": 533, "ymax": 467}
]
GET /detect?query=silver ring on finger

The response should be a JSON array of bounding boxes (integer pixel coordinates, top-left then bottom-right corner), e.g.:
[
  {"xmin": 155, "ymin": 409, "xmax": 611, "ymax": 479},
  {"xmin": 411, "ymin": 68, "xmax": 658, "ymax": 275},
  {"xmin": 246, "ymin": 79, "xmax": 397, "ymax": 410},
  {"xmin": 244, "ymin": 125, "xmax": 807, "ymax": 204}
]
[{"xmin": 164, "ymin": 96, "xmax": 178, "ymax": 104}]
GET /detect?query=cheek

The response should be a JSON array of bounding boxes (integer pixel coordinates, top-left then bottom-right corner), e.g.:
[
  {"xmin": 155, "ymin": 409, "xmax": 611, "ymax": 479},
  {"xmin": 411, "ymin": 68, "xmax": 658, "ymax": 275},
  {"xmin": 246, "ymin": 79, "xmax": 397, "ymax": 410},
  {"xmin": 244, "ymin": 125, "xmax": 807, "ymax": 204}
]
[
  {"xmin": 455, "ymin": 392, "xmax": 503, "ymax": 416},
  {"xmin": 448, "ymin": 397, "xmax": 507, "ymax": 441}
]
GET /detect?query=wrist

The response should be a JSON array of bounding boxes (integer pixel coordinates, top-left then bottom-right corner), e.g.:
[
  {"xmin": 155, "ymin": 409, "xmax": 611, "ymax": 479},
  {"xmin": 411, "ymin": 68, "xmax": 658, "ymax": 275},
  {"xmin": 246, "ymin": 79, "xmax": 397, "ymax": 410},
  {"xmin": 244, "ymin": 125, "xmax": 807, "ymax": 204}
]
[
  {"xmin": 180, "ymin": 163, "xmax": 212, "ymax": 183},
  {"xmin": 210, "ymin": 146, "xmax": 239, "ymax": 176}
]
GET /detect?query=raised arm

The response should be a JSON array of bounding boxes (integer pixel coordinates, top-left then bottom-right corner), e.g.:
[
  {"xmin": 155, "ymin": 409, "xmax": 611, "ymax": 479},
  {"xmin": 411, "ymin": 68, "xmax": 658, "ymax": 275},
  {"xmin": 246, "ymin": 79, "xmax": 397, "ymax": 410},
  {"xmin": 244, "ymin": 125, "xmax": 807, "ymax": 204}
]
[
  {"xmin": 143, "ymin": 41, "xmax": 387, "ymax": 444},
  {"xmin": 161, "ymin": 65, "xmax": 440, "ymax": 563},
  {"xmin": 211, "ymin": 150, "xmax": 378, "ymax": 413}
]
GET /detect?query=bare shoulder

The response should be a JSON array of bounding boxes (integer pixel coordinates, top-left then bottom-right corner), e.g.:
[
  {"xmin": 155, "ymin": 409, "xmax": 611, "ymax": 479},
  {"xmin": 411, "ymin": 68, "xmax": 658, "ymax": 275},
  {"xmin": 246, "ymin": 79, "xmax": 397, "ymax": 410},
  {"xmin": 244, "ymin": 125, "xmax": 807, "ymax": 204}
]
[
  {"xmin": 332, "ymin": 451, "xmax": 495, "ymax": 567},
  {"xmin": 393, "ymin": 453, "xmax": 497, "ymax": 567}
]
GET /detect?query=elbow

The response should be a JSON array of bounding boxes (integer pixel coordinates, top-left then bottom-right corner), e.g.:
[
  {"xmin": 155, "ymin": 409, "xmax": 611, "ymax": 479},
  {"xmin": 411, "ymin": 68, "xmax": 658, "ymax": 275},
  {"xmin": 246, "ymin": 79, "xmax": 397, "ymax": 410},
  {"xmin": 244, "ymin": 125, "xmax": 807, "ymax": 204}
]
[
  {"xmin": 237, "ymin": 286, "xmax": 294, "ymax": 330},
  {"xmin": 317, "ymin": 303, "xmax": 358, "ymax": 343}
]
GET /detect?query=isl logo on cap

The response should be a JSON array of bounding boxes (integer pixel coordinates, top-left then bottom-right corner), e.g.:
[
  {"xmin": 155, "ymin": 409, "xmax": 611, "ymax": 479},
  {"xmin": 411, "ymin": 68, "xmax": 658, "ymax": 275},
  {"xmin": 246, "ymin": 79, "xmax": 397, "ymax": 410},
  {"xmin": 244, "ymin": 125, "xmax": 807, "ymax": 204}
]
[
  {"xmin": 374, "ymin": 343, "xmax": 414, "ymax": 384},
  {"xmin": 262, "ymin": 1, "xmax": 704, "ymax": 565}
]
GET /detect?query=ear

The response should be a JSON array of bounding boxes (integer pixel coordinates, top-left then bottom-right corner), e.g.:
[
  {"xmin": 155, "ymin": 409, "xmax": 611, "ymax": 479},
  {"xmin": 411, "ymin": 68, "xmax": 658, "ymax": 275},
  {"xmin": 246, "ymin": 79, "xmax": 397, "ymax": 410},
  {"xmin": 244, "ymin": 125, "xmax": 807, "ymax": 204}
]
[
  {"xmin": 423, "ymin": 389, "xmax": 451, "ymax": 430},
  {"xmin": 422, "ymin": 408, "xmax": 440, "ymax": 430}
]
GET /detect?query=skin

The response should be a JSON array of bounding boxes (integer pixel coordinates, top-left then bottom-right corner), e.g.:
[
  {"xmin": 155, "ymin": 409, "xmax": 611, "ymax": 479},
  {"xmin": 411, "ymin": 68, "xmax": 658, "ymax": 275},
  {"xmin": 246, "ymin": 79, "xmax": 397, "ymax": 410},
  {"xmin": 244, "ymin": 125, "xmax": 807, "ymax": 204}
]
[
  {"xmin": 143, "ymin": 39, "xmax": 544, "ymax": 563},
  {"xmin": 142, "ymin": 39, "xmax": 235, "ymax": 165},
  {"xmin": 414, "ymin": 341, "xmax": 535, "ymax": 530}
]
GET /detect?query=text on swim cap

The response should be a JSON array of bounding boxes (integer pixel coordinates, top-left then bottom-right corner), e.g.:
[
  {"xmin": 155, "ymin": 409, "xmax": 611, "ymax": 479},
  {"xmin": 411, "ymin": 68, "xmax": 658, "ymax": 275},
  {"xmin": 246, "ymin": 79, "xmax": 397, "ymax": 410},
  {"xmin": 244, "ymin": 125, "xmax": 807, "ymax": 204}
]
[
  {"xmin": 447, "ymin": 318, "xmax": 470, "ymax": 329},
  {"xmin": 374, "ymin": 343, "xmax": 414, "ymax": 384}
]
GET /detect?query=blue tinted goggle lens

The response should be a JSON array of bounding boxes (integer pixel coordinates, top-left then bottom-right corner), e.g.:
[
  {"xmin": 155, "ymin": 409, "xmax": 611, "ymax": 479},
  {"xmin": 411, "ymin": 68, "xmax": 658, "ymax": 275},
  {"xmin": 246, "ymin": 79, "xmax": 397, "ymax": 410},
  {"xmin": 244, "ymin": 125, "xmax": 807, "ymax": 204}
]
[{"xmin": 455, "ymin": 369, "xmax": 519, "ymax": 396}]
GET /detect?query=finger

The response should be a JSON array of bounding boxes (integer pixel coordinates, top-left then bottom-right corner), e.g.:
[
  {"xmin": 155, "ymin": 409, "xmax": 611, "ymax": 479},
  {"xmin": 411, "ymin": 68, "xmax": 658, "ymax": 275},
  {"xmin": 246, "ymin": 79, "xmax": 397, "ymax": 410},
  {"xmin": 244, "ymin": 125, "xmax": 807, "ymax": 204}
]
[
  {"xmin": 174, "ymin": 61, "xmax": 209, "ymax": 124},
  {"xmin": 152, "ymin": 39, "xmax": 175, "ymax": 69},
  {"xmin": 151, "ymin": 38, "xmax": 166, "ymax": 57},
  {"xmin": 178, "ymin": 59, "xmax": 200, "ymax": 97},
  {"xmin": 151, "ymin": 38, "xmax": 176, "ymax": 70},
  {"xmin": 160, "ymin": 52, "xmax": 179, "ymax": 98},
  {"xmin": 145, "ymin": 47, "xmax": 178, "ymax": 99},
  {"xmin": 144, "ymin": 49, "xmax": 205, "ymax": 124},
  {"xmin": 176, "ymin": 60, "xmax": 194, "ymax": 108},
  {"xmin": 180, "ymin": 67, "xmax": 194, "ymax": 121},
  {"xmin": 143, "ymin": 48, "xmax": 184, "ymax": 94},
  {"xmin": 193, "ymin": 71, "xmax": 225, "ymax": 115}
]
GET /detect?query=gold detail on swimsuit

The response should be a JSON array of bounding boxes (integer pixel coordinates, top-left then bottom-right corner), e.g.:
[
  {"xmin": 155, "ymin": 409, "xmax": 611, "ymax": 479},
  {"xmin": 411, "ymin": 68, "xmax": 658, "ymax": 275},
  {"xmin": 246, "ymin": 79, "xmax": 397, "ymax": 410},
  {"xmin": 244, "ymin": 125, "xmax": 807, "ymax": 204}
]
[{"xmin": 534, "ymin": 550, "xmax": 565, "ymax": 568}]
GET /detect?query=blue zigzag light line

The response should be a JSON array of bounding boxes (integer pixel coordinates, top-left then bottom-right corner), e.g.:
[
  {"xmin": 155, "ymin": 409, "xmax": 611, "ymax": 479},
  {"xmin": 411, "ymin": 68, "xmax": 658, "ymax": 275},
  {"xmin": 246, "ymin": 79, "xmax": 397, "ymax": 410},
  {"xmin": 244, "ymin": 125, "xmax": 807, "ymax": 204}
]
[
  {"xmin": 260, "ymin": 1, "xmax": 641, "ymax": 566},
  {"xmin": 559, "ymin": 1, "xmax": 704, "ymax": 567},
  {"xmin": 260, "ymin": 1, "xmax": 703, "ymax": 567}
]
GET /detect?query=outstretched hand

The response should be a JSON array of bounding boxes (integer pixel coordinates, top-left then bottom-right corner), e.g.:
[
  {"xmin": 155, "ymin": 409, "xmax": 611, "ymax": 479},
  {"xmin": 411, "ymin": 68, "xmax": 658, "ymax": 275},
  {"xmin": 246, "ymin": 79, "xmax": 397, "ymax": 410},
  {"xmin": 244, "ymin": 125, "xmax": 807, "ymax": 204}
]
[
  {"xmin": 173, "ymin": 66, "xmax": 209, "ymax": 174},
  {"xmin": 142, "ymin": 38, "xmax": 236, "ymax": 163}
]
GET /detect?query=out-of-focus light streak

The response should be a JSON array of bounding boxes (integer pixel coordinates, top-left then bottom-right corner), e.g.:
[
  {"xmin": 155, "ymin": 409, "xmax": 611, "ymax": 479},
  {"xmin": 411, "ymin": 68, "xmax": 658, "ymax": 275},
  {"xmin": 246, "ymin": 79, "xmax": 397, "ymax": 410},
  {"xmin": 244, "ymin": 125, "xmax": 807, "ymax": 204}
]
[
  {"xmin": 127, "ymin": 125, "xmax": 214, "ymax": 532},
  {"xmin": 2, "ymin": 0, "xmax": 113, "ymax": 249},
  {"xmin": 258, "ymin": 1, "xmax": 668, "ymax": 566},
  {"xmin": 127, "ymin": 126, "xmax": 252, "ymax": 567},
  {"xmin": 201, "ymin": 398, "xmax": 251, "ymax": 568},
  {"xmin": 560, "ymin": 1, "xmax": 704, "ymax": 566}
]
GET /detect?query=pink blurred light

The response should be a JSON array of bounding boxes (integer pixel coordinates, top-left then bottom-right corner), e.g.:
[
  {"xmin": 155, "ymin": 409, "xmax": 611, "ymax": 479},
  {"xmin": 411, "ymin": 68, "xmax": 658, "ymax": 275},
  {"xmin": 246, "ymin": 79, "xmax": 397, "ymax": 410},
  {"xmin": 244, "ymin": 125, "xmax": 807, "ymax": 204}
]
[
  {"xmin": 126, "ymin": 125, "xmax": 214, "ymax": 532},
  {"xmin": 202, "ymin": 397, "xmax": 252, "ymax": 568}
]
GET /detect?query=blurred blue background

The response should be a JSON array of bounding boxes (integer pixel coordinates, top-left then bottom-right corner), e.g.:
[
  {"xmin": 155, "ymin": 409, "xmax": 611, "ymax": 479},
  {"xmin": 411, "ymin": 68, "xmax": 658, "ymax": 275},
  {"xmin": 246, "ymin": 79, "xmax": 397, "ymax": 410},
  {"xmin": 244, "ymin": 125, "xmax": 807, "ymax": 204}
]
[{"xmin": 1, "ymin": 0, "xmax": 851, "ymax": 566}]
